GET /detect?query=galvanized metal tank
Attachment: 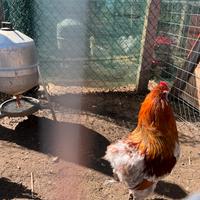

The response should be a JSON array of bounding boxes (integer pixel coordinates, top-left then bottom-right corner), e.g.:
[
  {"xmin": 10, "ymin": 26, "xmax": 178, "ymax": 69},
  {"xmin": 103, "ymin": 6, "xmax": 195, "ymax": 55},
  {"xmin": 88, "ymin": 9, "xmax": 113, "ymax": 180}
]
[{"xmin": 0, "ymin": 22, "xmax": 39, "ymax": 95}]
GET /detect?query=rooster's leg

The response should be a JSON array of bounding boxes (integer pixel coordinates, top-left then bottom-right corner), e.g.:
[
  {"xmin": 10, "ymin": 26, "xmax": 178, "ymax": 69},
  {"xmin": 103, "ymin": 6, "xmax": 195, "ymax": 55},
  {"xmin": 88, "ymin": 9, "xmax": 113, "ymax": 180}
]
[
  {"xmin": 103, "ymin": 170, "xmax": 119, "ymax": 185},
  {"xmin": 113, "ymin": 171, "xmax": 119, "ymax": 181},
  {"xmin": 15, "ymin": 95, "xmax": 21, "ymax": 108}
]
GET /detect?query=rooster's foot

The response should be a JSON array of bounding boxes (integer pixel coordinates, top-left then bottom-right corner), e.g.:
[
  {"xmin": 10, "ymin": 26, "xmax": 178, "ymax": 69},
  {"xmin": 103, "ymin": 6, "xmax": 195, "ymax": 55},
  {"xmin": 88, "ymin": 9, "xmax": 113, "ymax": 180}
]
[
  {"xmin": 103, "ymin": 179, "xmax": 117, "ymax": 186},
  {"xmin": 128, "ymin": 190, "xmax": 136, "ymax": 200},
  {"xmin": 129, "ymin": 193, "xmax": 134, "ymax": 200}
]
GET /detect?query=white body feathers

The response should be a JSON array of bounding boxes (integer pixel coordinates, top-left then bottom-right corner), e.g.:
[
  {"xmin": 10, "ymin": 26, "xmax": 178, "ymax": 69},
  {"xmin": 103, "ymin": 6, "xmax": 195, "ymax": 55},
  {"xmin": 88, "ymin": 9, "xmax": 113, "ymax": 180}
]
[{"xmin": 105, "ymin": 140, "xmax": 180, "ymax": 199}]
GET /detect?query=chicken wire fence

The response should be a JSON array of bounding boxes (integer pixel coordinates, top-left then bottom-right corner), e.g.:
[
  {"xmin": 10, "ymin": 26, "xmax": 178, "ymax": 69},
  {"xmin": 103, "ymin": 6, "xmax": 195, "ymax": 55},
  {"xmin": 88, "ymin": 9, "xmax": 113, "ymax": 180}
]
[
  {"xmin": 153, "ymin": 0, "xmax": 200, "ymax": 128},
  {"xmin": 0, "ymin": 0, "xmax": 148, "ymax": 89},
  {"xmin": 0, "ymin": 0, "xmax": 199, "ymax": 127}
]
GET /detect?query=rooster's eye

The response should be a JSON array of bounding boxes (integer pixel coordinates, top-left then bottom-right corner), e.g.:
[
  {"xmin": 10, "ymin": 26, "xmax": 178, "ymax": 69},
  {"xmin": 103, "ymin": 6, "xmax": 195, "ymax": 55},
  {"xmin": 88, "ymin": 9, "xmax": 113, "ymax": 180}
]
[{"xmin": 162, "ymin": 91, "xmax": 169, "ymax": 101}]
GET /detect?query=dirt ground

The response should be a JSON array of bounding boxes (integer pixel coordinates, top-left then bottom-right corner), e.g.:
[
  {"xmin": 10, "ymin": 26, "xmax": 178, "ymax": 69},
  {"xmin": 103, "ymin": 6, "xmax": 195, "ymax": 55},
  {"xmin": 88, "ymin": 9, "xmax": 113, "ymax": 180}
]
[{"xmin": 0, "ymin": 84, "xmax": 199, "ymax": 200}]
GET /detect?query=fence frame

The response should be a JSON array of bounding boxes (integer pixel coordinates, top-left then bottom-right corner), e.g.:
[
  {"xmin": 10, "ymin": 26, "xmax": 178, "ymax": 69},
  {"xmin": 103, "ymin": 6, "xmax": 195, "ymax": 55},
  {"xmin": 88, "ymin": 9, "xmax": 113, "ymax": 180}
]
[{"xmin": 136, "ymin": 0, "xmax": 160, "ymax": 94}]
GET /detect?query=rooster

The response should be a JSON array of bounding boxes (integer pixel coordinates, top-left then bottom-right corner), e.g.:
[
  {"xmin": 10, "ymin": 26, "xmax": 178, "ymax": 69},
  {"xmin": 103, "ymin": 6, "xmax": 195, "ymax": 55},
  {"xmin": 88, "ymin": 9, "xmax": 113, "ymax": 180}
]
[{"xmin": 104, "ymin": 81, "xmax": 180, "ymax": 200}]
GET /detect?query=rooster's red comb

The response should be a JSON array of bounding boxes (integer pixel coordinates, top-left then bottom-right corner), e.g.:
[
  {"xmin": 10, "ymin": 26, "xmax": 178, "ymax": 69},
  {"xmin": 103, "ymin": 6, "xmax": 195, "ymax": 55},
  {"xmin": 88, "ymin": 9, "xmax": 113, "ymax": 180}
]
[{"xmin": 159, "ymin": 81, "xmax": 168, "ymax": 88}]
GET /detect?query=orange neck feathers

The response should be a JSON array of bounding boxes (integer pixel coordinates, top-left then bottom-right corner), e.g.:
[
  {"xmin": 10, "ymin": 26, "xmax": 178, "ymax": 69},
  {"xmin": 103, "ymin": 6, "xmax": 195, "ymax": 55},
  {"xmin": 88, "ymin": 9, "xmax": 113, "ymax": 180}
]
[{"xmin": 128, "ymin": 82, "xmax": 178, "ymax": 158}]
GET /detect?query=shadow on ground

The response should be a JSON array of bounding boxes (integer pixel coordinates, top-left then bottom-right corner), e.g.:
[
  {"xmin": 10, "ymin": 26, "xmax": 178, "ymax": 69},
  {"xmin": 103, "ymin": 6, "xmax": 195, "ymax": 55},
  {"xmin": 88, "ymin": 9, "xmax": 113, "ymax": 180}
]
[
  {"xmin": 51, "ymin": 91, "xmax": 200, "ymax": 146},
  {"xmin": 0, "ymin": 177, "xmax": 41, "ymax": 199},
  {"xmin": 51, "ymin": 91, "xmax": 144, "ymax": 128},
  {"xmin": 0, "ymin": 115, "xmax": 112, "ymax": 176},
  {"xmin": 155, "ymin": 180, "xmax": 187, "ymax": 199}
]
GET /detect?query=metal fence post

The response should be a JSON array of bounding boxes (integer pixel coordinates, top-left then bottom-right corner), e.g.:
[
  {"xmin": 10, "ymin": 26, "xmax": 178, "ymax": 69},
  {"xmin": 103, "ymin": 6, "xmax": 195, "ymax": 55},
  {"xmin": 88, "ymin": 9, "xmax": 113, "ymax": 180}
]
[{"xmin": 136, "ymin": 0, "xmax": 160, "ymax": 94}]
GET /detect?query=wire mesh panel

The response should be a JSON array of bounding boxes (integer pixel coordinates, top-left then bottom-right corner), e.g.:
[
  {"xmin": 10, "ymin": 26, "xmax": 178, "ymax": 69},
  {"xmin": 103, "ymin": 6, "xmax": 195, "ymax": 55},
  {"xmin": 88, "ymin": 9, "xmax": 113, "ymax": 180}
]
[
  {"xmin": 0, "ymin": 0, "xmax": 199, "ymax": 127},
  {"xmin": 1, "ymin": 0, "xmax": 34, "ymax": 37},
  {"xmin": 152, "ymin": 0, "xmax": 200, "ymax": 127},
  {"xmin": 1, "ymin": 0, "xmax": 148, "ymax": 89},
  {"xmin": 88, "ymin": 0, "xmax": 147, "ymax": 88}
]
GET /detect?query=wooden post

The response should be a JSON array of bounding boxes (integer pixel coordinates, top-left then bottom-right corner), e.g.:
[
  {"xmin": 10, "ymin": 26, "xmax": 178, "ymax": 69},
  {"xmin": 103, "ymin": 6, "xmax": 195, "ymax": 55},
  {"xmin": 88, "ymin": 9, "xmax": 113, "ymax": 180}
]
[
  {"xmin": 170, "ymin": 34, "xmax": 200, "ymax": 97},
  {"xmin": 136, "ymin": 0, "xmax": 160, "ymax": 94}
]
